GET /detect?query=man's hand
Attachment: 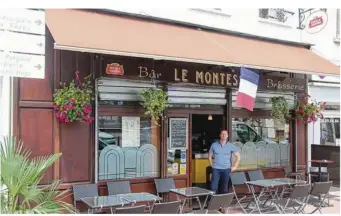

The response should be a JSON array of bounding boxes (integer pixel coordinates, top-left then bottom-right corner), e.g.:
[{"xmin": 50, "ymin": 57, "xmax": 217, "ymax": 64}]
[{"xmin": 231, "ymin": 166, "xmax": 237, "ymax": 172}]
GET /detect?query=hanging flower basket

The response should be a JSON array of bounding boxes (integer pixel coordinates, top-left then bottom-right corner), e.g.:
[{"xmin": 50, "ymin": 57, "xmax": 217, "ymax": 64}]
[
  {"xmin": 139, "ymin": 87, "xmax": 168, "ymax": 125},
  {"xmin": 53, "ymin": 72, "xmax": 94, "ymax": 124},
  {"xmin": 293, "ymin": 93, "xmax": 326, "ymax": 124},
  {"xmin": 270, "ymin": 96, "xmax": 290, "ymax": 123}
]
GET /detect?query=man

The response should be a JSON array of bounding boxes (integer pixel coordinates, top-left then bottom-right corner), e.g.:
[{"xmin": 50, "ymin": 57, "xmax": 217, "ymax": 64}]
[{"xmin": 208, "ymin": 130, "xmax": 240, "ymax": 195}]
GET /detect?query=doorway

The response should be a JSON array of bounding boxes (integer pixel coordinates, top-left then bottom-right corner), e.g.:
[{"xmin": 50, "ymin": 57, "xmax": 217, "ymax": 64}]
[{"xmin": 191, "ymin": 114, "xmax": 225, "ymax": 189}]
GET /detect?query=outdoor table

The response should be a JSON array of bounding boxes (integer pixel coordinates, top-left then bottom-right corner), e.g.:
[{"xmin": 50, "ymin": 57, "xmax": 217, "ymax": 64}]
[
  {"xmin": 310, "ymin": 159, "xmax": 335, "ymax": 182},
  {"xmin": 170, "ymin": 187, "xmax": 214, "ymax": 213},
  {"xmin": 118, "ymin": 192, "xmax": 162, "ymax": 211},
  {"xmin": 246, "ymin": 178, "xmax": 306, "ymax": 214},
  {"xmin": 80, "ymin": 195, "xmax": 131, "ymax": 214}
]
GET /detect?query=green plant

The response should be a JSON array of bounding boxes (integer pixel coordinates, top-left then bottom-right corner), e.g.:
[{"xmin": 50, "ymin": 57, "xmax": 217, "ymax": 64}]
[
  {"xmin": 294, "ymin": 93, "xmax": 325, "ymax": 123},
  {"xmin": 53, "ymin": 71, "xmax": 94, "ymax": 123},
  {"xmin": 270, "ymin": 96, "xmax": 290, "ymax": 123},
  {"xmin": 139, "ymin": 88, "xmax": 168, "ymax": 125},
  {"xmin": 0, "ymin": 136, "xmax": 75, "ymax": 214}
]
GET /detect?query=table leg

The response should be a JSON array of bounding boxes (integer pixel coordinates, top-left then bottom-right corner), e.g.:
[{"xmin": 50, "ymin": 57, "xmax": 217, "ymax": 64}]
[
  {"xmin": 202, "ymin": 195, "xmax": 210, "ymax": 210},
  {"xmin": 248, "ymin": 185, "xmax": 263, "ymax": 214}
]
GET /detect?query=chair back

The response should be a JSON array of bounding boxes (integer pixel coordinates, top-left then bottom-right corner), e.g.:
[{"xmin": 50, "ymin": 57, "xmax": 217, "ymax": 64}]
[
  {"xmin": 154, "ymin": 178, "xmax": 176, "ymax": 194},
  {"xmin": 248, "ymin": 170, "xmax": 264, "ymax": 181},
  {"xmin": 107, "ymin": 181, "xmax": 131, "ymax": 195},
  {"xmin": 115, "ymin": 205, "xmax": 146, "ymax": 214},
  {"xmin": 72, "ymin": 184, "xmax": 98, "ymax": 202},
  {"xmin": 230, "ymin": 172, "xmax": 247, "ymax": 185},
  {"xmin": 207, "ymin": 193, "xmax": 234, "ymax": 211},
  {"xmin": 290, "ymin": 184, "xmax": 311, "ymax": 200},
  {"xmin": 310, "ymin": 181, "xmax": 333, "ymax": 197},
  {"xmin": 151, "ymin": 200, "xmax": 181, "ymax": 214},
  {"xmin": 284, "ymin": 166, "xmax": 292, "ymax": 174}
]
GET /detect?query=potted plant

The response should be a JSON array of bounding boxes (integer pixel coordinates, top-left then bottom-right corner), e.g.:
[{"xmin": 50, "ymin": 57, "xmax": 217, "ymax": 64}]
[
  {"xmin": 53, "ymin": 72, "xmax": 94, "ymax": 124},
  {"xmin": 270, "ymin": 96, "xmax": 290, "ymax": 123},
  {"xmin": 0, "ymin": 136, "xmax": 75, "ymax": 214},
  {"xmin": 293, "ymin": 94, "xmax": 326, "ymax": 124},
  {"xmin": 139, "ymin": 87, "xmax": 168, "ymax": 125}
]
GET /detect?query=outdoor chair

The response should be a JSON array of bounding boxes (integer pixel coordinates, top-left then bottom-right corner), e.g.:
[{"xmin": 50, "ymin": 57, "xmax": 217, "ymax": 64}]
[
  {"xmin": 230, "ymin": 172, "xmax": 255, "ymax": 213},
  {"xmin": 284, "ymin": 165, "xmax": 304, "ymax": 180},
  {"xmin": 150, "ymin": 200, "xmax": 182, "ymax": 214},
  {"xmin": 273, "ymin": 184, "xmax": 311, "ymax": 214},
  {"xmin": 72, "ymin": 184, "xmax": 102, "ymax": 214},
  {"xmin": 305, "ymin": 181, "xmax": 333, "ymax": 214},
  {"xmin": 247, "ymin": 170, "xmax": 274, "ymax": 204},
  {"xmin": 107, "ymin": 181, "xmax": 131, "ymax": 195},
  {"xmin": 114, "ymin": 205, "xmax": 147, "ymax": 214},
  {"xmin": 193, "ymin": 193, "xmax": 235, "ymax": 214},
  {"xmin": 154, "ymin": 178, "xmax": 176, "ymax": 202}
]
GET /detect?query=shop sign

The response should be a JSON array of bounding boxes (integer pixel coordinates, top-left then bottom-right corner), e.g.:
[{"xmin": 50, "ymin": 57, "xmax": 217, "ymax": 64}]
[
  {"xmin": 106, "ymin": 63, "xmax": 124, "ymax": 75},
  {"xmin": 102, "ymin": 59, "xmax": 307, "ymax": 93},
  {"xmin": 306, "ymin": 10, "xmax": 328, "ymax": 34}
]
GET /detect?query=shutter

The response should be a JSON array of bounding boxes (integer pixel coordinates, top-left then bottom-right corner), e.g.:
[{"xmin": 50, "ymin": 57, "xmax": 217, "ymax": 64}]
[
  {"xmin": 97, "ymin": 78, "xmax": 156, "ymax": 101},
  {"xmin": 167, "ymin": 84, "xmax": 227, "ymax": 105},
  {"xmin": 232, "ymin": 90, "xmax": 295, "ymax": 109}
]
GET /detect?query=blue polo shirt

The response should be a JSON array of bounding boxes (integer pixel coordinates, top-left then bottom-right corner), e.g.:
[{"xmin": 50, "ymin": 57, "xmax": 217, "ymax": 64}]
[{"xmin": 209, "ymin": 141, "xmax": 238, "ymax": 169}]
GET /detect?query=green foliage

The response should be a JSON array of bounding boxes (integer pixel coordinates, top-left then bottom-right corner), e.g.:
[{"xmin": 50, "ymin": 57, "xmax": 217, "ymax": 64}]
[
  {"xmin": 270, "ymin": 96, "xmax": 290, "ymax": 123},
  {"xmin": 0, "ymin": 136, "xmax": 75, "ymax": 214},
  {"xmin": 139, "ymin": 88, "xmax": 168, "ymax": 125},
  {"xmin": 53, "ymin": 74, "xmax": 94, "ymax": 123},
  {"xmin": 294, "ymin": 94, "xmax": 325, "ymax": 123}
]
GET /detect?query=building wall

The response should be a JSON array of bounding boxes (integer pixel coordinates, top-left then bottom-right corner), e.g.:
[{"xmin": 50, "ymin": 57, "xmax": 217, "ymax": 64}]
[{"xmin": 0, "ymin": 76, "xmax": 11, "ymax": 139}]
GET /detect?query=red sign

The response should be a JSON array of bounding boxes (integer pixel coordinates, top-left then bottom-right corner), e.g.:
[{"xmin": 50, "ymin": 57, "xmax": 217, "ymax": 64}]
[
  {"xmin": 106, "ymin": 63, "xmax": 124, "ymax": 75},
  {"xmin": 309, "ymin": 16, "xmax": 323, "ymax": 28}
]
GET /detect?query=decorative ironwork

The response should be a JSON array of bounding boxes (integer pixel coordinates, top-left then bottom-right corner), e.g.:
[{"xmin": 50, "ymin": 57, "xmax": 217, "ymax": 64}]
[
  {"xmin": 259, "ymin": 8, "xmax": 295, "ymax": 23},
  {"xmin": 298, "ymin": 8, "xmax": 327, "ymax": 30}
]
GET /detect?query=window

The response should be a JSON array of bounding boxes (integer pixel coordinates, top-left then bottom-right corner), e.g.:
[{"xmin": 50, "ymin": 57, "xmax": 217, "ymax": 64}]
[
  {"xmin": 231, "ymin": 118, "xmax": 290, "ymax": 170},
  {"xmin": 97, "ymin": 115, "xmax": 160, "ymax": 181},
  {"xmin": 320, "ymin": 118, "xmax": 340, "ymax": 146},
  {"xmin": 259, "ymin": 8, "xmax": 294, "ymax": 23}
]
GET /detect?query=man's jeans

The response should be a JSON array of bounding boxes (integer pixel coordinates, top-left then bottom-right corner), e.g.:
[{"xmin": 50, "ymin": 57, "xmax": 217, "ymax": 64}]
[{"xmin": 211, "ymin": 168, "xmax": 231, "ymax": 194}]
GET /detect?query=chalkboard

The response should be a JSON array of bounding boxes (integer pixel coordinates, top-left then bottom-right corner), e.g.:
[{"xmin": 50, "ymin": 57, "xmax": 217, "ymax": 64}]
[{"xmin": 169, "ymin": 118, "xmax": 188, "ymax": 150}]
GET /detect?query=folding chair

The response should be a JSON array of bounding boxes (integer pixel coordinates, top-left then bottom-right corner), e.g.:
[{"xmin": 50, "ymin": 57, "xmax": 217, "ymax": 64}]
[
  {"xmin": 247, "ymin": 170, "xmax": 274, "ymax": 205},
  {"xmin": 284, "ymin": 165, "xmax": 304, "ymax": 180},
  {"xmin": 150, "ymin": 200, "xmax": 182, "ymax": 214},
  {"xmin": 154, "ymin": 178, "xmax": 176, "ymax": 202},
  {"xmin": 107, "ymin": 181, "xmax": 131, "ymax": 195},
  {"xmin": 230, "ymin": 172, "xmax": 254, "ymax": 213},
  {"xmin": 114, "ymin": 205, "xmax": 147, "ymax": 214},
  {"xmin": 306, "ymin": 181, "xmax": 333, "ymax": 214},
  {"xmin": 193, "ymin": 193, "xmax": 235, "ymax": 214},
  {"xmin": 72, "ymin": 184, "xmax": 103, "ymax": 214},
  {"xmin": 273, "ymin": 184, "xmax": 311, "ymax": 214}
]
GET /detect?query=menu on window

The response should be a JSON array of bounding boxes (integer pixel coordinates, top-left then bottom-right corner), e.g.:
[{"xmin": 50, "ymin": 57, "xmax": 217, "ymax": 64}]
[
  {"xmin": 169, "ymin": 118, "xmax": 188, "ymax": 150},
  {"xmin": 122, "ymin": 117, "xmax": 140, "ymax": 147}
]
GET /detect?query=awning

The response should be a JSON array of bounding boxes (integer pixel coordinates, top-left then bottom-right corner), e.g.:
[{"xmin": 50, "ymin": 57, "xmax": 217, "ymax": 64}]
[{"xmin": 46, "ymin": 9, "xmax": 340, "ymax": 76}]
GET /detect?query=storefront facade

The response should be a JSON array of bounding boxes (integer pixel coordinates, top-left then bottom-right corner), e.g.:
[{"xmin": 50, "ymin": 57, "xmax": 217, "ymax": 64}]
[{"xmin": 12, "ymin": 9, "xmax": 339, "ymax": 206}]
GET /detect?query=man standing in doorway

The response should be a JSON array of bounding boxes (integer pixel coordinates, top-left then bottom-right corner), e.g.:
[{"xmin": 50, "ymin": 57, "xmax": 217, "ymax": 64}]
[{"xmin": 208, "ymin": 130, "xmax": 240, "ymax": 196}]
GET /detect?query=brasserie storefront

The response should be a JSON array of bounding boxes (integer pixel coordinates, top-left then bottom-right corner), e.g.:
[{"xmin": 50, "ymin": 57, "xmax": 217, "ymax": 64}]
[{"xmin": 13, "ymin": 9, "xmax": 339, "ymax": 206}]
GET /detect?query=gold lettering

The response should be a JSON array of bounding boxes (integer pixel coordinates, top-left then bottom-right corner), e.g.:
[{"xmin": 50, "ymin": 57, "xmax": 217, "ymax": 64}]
[
  {"xmin": 267, "ymin": 79, "xmax": 274, "ymax": 88},
  {"xmin": 233, "ymin": 74, "xmax": 239, "ymax": 86},
  {"xmin": 205, "ymin": 72, "xmax": 212, "ymax": 84},
  {"xmin": 278, "ymin": 81, "xmax": 282, "ymax": 89},
  {"xmin": 299, "ymin": 85, "xmax": 304, "ymax": 91},
  {"xmin": 226, "ymin": 74, "xmax": 232, "ymax": 86},
  {"xmin": 220, "ymin": 73, "xmax": 225, "ymax": 85},
  {"xmin": 149, "ymin": 70, "xmax": 156, "ymax": 79},
  {"xmin": 138, "ymin": 66, "xmax": 148, "ymax": 77},
  {"xmin": 182, "ymin": 69, "xmax": 188, "ymax": 82},
  {"xmin": 212, "ymin": 72, "xmax": 219, "ymax": 85},
  {"xmin": 174, "ymin": 68, "xmax": 181, "ymax": 82},
  {"xmin": 196, "ymin": 71, "xmax": 204, "ymax": 84}
]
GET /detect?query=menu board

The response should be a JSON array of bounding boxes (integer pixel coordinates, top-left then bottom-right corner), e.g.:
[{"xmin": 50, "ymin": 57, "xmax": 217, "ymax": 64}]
[
  {"xmin": 169, "ymin": 118, "xmax": 188, "ymax": 150},
  {"xmin": 122, "ymin": 117, "xmax": 140, "ymax": 147}
]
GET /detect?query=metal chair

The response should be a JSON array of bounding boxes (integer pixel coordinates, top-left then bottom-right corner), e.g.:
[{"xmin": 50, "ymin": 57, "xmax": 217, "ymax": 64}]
[
  {"xmin": 114, "ymin": 205, "xmax": 147, "ymax": 214},
  {"xmin": 194, "ymin": 193, "xmax": 235, "ymax": 214},
  {"xmin": 107, "ymin": 181, "xmax": 131, "ymax": 195},
  {"xmin": 230, "ymin": 172, "xmax": 254, "ymax": 213},
  {"xmin": 247, "ymin": 170, "xmax": 265, "ymax": 181},
  {"xmin": 284, "ymin": 165, "xmax": 304, "ymax": 180},
  {"xmin": 306, "ymin": 181, "xmax": 333, "ymax": 214},
  {"xmin": 154, "ymin": 178, "xmax": 176, "ymax": 202},
  {"xmin": 72, "ymin": 184, "xmax": 101, "ymax": 214},
  {"xmin": 150, "ymin": 200, "xmax": 182, "ymax": 214},
  {"xmin": 273, "ymin": 184, "xmax": 311, "ymax": 214}
]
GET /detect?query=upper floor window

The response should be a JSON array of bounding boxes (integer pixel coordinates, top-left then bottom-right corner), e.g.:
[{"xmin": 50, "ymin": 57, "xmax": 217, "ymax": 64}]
[{"xmin": 259, "ymin": 8, "xmax": 294, "ymax": 23}]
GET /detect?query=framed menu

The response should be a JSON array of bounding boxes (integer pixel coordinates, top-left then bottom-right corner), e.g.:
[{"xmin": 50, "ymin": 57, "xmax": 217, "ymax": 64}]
[
  {"xmin": 122, "ymin": 117, "xmax": 140, "ymax": 147},
  {"xmin": 169, "ymin": 118, "xmax": 188, "ymax": 150}
]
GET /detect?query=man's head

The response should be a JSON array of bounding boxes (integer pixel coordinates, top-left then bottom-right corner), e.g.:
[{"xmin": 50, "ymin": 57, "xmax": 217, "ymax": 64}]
[{"xmin": 220, "ymin": 130, "xmax": 229, "ymax": 141}]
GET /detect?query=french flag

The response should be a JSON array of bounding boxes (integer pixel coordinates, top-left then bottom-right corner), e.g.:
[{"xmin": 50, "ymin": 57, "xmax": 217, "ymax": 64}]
[{"xmin": 236, "ymin": 68, "xmax": 259, "ymax": 111}]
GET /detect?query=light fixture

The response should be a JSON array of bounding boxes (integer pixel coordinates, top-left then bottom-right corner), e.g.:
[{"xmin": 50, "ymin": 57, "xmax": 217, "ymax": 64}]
[{"xmin": 208, "ymin": 115, "xmax": 213, "ymax": 121}]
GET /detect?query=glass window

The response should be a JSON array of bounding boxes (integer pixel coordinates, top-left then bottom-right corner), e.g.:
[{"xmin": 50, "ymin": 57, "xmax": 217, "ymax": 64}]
[
  {"xmin": 231, "ymin": 118, "xmax": 290, "ymax": 170},
  {"xmin": 97, "ymin": 115, "xmax": 160, "ymax": 181},
  {"xmin": 320, "ymin": 118, "xmax": 340, "ymax": 146}
]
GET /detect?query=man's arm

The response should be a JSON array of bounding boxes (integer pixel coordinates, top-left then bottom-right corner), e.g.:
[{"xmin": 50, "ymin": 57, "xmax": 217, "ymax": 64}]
[
  {"xmin": 231, "ymin": 152, "xmax": 240, "ymax": 172},
  {"xmin": 208, "ymin": 152, "xmax": 213, "ymax": 167}
]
